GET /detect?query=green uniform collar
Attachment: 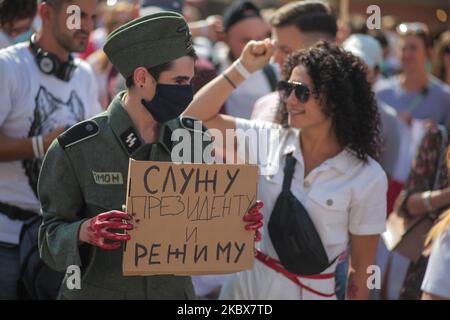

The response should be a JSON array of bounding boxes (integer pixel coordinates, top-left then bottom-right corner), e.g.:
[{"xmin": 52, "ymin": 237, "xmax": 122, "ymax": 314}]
[{"xmin": 108, "ymin": 91, "xmax": 145, "ymax": 157}]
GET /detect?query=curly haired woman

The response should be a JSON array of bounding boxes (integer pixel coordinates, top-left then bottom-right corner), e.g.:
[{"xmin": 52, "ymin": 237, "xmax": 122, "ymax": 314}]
[{"xmin": 183, "ymin": 40, "xmax": 387, "ymax": 300}]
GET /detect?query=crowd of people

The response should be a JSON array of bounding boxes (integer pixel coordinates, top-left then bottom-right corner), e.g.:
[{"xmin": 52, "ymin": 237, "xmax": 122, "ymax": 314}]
[{"xmin": 0, "ymin": 0, "xmax": 449, "ymax": 300}]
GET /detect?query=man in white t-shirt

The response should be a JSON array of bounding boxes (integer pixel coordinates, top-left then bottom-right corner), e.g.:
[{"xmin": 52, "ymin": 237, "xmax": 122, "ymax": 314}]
[
  {"xmin": 0, "ymin": 0, "xmax": 101, "ymax": 299},
  {"xmin": 215, "ymin": 1, "xmax": 275, "ymax": 119}
]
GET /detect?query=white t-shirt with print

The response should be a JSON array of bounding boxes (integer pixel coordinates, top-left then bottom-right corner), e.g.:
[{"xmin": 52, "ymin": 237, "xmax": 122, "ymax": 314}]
[
  {"xmin": 0, "ymin": 43, "xmax": 102, "ymax": 244},
  {"xmin": 220, "ymin": 119, "xmax": 387, "ymax": 300}
]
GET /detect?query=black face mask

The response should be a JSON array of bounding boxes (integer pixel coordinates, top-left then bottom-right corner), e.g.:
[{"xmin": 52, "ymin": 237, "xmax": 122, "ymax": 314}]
[
  {"xmin": 141, "ymin": 84, "xmax": 193, "ymax": 123},
  {"xmin": 268, "ymin": 153, "xmax": 338, "ymax": 275}
]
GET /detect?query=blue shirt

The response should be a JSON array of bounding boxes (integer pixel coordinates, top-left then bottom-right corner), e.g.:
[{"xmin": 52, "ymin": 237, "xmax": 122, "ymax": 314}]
[{"xmin": 375, "ymin": 75, "xmax": 450, "ymax": 126}]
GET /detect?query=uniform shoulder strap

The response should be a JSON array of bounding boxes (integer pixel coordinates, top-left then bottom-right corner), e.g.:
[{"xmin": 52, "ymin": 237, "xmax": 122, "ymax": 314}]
[{"xmin": 57, "ymin": 120, "xmax": 100, "ymax": 149}]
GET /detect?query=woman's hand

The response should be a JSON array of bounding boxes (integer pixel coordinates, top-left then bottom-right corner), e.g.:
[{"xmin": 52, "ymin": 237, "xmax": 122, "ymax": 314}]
[
  {"xmin": 79, "ymin": 210, "xmax": 133, "ymax": 250},
  {"xmin": 243, "ymin": 201, "xmax": 264, "ymax": 242},
  {"xmin": 239, "ymin": 38, "xmax": 274, "ymax": 74}
]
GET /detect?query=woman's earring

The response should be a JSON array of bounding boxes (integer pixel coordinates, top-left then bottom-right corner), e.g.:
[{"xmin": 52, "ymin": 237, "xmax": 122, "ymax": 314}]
[{"xmin": 140, "ymin": 85, "xmax": 143, "ymax": 88}]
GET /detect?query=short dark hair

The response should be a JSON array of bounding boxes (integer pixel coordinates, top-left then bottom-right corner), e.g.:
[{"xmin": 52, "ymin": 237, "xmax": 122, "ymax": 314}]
[
  {"xmin": 125, "ymin": 50, "xmax": 197, "ymax": 88},
  {"xmin": 270, "ymin": 1, "xmax": 337, "ymax": 40},
  {"xmin": 0, "ymin": 0, "xmax": 37, "ymax": 27},
  {"xmin": 223, "ymin": 1, "xmax": 261, "ymax": 32}
]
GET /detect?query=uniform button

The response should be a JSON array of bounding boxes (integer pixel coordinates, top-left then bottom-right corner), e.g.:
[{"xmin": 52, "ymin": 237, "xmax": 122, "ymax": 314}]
[
  {"xmin": 85, "ymin": 123, "xmax": 94, "ymax": 132},
  {"xmin": 326, "ymin": 199, "xmax": 333, "ymax": 206},
  {"xmin": 184, "ymin": 118, "xmax": 193, "ymax": 127},
  {"xmin": 303, "ymin": 181, "xmax": 310, "ymax": 188}
]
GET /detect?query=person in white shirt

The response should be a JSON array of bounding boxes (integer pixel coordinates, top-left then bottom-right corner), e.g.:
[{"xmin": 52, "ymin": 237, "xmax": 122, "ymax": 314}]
[
  {"xmin": 421, "ymin": 210, "xmax": 450, "ymax": 300},
  {"xmin": 184, "ymin": 39, "xmax": 387, "ymax": 299},
  {"xmin": 0, "ymin": 0, "xmax": 101, "ymax": 299}
]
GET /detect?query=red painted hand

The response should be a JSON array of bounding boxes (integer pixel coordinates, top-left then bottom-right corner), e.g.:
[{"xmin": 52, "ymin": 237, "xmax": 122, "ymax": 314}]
[
  {"xmin": 243, "ymin": 201, "xmax": 264, "ymax": 242},
  {"xmin": 79, "ymin": 210, "xmax": 133, "ymax": 250}
]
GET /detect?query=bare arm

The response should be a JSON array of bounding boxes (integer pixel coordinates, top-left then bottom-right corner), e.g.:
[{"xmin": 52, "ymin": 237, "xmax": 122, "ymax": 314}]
[
  {"xmin": 406, "ymin": 187, "xmax": 450, "ymax": 217},
  {"xmin": 0, "ymin": 133, "xmax": 34, "ymax": 161},
  {"xmin": 347, "ymin": 234, "xmax": 380, "ymax": 300},
  {"xmin": 0, "ymin": 128, "xmax": 65, "ymax": 162},
  {"xmin": 396, "ymin": 127, "xmax": 447, "ymax": 217}
]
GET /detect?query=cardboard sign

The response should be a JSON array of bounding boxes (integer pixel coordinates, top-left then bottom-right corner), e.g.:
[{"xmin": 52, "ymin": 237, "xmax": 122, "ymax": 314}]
[{"xmin": 122, "ymin": 159, "xmax": 259, "ymax": 276}]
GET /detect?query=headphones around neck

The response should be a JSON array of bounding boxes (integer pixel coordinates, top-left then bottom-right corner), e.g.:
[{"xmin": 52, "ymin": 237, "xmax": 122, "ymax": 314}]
[{"xmin": 29, "ymin": 34, "xmax": 77, "ymax": 82}]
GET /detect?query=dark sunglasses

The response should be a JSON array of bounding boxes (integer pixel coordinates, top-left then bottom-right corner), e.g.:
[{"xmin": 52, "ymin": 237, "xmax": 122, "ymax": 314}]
[{"xmin": 277, "ymin": 81, "xmax": 312, "ymax": 103}]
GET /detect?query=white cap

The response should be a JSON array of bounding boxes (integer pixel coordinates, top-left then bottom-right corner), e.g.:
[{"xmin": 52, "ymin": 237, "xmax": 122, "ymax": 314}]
[{"xmin": 343, "ymin": 34, "xmax": 383, "ymax": 70}]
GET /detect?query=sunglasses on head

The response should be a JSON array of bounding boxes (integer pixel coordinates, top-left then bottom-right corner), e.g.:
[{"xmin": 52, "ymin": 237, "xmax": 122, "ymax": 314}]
[{"xmin": 277, "ymin": 80, "xmax": 312, "ymax": 103}]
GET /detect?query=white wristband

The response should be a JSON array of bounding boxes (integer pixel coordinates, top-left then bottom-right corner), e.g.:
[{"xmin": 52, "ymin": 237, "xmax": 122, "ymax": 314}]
[
  {"xmin": 233, "ymin": 59, "xmax": 252, "ymax": 79},
  {"xmin": 37, "ymin": 135, "xmax": 45, "ymax": 158}
]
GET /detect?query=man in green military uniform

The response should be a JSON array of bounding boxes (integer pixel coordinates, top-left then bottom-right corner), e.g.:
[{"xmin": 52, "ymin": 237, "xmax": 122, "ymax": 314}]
[{"xmin": 37, "ymin": 12, "xmax": 264, "ymax": 299}]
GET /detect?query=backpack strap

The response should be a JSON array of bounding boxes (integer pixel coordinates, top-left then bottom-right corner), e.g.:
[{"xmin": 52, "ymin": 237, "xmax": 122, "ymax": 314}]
[
  {"xmin": 262, "ymin": 64, "xmax": 278, "ymax": 92},
  {"xmin": 282, "ymin": 152, "xmax": 296, "ymax": 192}
]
